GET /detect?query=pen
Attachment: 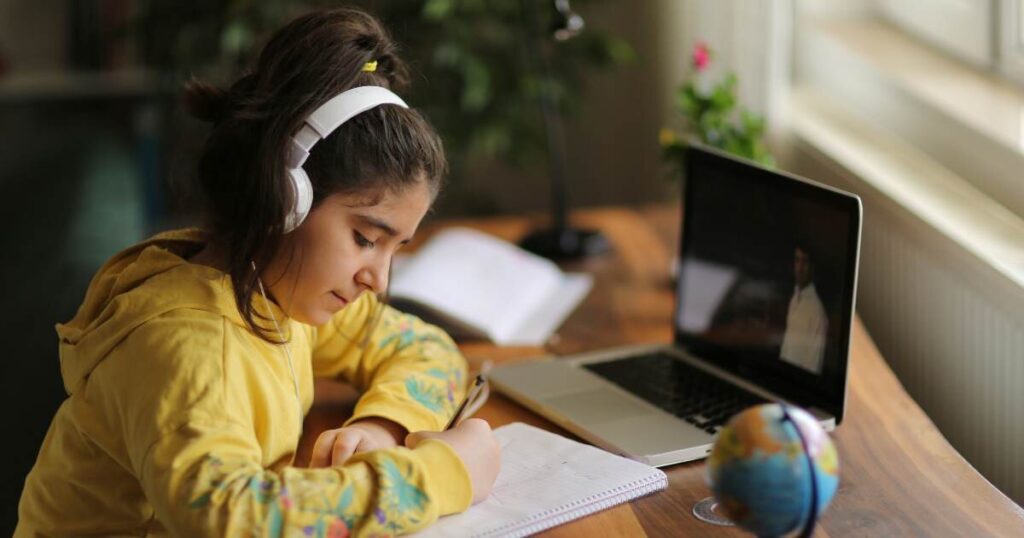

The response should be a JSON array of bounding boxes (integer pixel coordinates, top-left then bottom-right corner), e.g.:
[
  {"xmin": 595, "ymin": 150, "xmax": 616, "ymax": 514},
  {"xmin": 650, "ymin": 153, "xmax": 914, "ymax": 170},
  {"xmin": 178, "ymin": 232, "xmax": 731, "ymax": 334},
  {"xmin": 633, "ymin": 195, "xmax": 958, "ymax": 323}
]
[{"xmin": 445, "ymin": 374, "xmax": 486, "ymax": 430}]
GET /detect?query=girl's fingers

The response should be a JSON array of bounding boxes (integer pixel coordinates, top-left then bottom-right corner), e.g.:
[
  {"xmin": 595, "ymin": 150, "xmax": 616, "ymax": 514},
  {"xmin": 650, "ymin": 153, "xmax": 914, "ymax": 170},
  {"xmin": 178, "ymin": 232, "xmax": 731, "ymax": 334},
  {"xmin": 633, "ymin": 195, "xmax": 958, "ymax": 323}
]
[
  {"xmin": 331, "ymin": 431, "xmax": 362, "ymax": 466},
  {"xmin": 310, "ymin": 430, "xmax": 339, "ymax": 468},
  {"xmin": 404, "ymin": 430, "xmax": 440, "ymax": 448}
]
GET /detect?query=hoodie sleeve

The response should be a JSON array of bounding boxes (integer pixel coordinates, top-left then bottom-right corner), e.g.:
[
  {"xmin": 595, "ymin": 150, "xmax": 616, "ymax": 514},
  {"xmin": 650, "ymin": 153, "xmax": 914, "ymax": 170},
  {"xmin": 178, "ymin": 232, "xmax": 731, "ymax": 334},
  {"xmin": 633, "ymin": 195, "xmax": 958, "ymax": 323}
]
[
  {"xmin": 311, "ymin": 293, "xmax": 468, "ymax": 433},
  {"xmin": 140, "ymin": 420, "xmax": 472, "ymax": 537},
  {"xmin": 113, "ymin": 313, "xmax": 473, "ymax": 537}
]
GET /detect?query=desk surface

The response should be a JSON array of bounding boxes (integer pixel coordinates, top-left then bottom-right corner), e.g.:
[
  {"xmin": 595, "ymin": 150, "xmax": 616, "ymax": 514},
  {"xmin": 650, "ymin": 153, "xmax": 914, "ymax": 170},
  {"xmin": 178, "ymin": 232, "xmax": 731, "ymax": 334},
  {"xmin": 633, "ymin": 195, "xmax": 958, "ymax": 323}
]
[{"xmin": 301, "ymin": 206, "xmax": 1024, "ymax": 537}]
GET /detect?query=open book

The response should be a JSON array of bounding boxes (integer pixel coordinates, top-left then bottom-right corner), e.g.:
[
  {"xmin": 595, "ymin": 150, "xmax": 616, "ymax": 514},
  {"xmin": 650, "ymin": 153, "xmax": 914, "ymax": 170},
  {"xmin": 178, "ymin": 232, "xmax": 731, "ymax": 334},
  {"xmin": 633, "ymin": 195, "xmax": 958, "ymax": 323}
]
[
  {"xmin": 410, "ymin": 422, "xmax": 668, "ymax": 538},
  {"xmin": 389, "ymin": 228, "xmax": 593, "ymax": 346}
]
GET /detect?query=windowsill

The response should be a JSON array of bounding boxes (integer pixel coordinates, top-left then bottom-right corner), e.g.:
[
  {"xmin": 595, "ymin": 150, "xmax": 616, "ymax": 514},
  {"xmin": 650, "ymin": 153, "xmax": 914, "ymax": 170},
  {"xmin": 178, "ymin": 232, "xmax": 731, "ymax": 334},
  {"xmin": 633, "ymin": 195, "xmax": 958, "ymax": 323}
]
[{"xmin": 787, "ymin": 87, "xmax": 1024, "ymax": 291}]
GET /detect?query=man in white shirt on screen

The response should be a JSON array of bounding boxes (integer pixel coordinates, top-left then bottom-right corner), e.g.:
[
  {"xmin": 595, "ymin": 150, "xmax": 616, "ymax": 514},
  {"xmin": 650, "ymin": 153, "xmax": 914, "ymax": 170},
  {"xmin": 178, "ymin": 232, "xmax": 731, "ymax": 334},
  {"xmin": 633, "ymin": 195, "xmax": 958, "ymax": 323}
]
[{"xmin": 781, "ymin": 245, "xmax": 828, "ymax": 373}]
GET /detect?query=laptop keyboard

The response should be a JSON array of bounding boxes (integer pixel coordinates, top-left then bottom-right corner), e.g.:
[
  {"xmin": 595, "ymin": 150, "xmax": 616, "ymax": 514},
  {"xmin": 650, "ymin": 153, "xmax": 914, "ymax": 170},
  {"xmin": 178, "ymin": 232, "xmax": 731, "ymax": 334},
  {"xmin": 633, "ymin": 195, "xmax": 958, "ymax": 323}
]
[{"xmin": 583, "ymin": 352, "xmax": 767, "ymax": 434}]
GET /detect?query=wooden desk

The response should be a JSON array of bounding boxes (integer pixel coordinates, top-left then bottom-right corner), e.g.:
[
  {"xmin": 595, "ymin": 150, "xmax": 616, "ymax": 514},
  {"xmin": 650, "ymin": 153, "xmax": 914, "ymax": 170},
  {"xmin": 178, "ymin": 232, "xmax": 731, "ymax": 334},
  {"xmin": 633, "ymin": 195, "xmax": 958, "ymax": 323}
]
[{"xmin": 302, "ymin": 206, "xmax": 1024, "ymax": 536}]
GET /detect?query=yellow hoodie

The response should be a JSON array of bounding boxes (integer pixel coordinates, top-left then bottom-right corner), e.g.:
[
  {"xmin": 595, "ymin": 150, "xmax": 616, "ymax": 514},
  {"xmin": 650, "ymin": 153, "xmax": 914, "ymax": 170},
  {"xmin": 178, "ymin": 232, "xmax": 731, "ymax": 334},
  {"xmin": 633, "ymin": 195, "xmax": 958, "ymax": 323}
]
[{"xmin": 16, "ymin": 229, "xmax": 472, "ymax": 537}]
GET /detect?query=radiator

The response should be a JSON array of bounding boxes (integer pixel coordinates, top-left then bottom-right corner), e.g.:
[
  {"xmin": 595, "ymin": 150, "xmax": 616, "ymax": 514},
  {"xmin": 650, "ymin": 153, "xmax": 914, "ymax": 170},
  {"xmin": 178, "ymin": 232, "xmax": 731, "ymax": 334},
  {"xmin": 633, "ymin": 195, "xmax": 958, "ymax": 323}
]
[
  {"xmin": 858, "ymin": 201, "xmax": 1024, "ymax": 504},
  {"xmin": 785, "ymin": 140, "xmax": 1024, "ymax": 506}
]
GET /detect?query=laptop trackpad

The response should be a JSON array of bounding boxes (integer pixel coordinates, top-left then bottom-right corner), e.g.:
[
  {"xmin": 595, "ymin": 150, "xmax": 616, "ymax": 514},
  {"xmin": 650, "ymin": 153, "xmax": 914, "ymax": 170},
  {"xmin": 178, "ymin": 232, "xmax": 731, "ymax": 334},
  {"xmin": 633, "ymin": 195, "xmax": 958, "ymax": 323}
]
[{"xmin": 543, "ymin": 388, "xmax": 654, "ymax": 423}]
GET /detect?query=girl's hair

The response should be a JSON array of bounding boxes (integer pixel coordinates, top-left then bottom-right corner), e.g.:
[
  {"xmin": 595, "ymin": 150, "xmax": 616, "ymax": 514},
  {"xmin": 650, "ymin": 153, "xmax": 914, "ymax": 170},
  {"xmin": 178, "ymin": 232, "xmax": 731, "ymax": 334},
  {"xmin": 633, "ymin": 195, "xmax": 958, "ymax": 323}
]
[{"xmin": 181, "ymin": 7, "xmax": 447, "ymax": 342}]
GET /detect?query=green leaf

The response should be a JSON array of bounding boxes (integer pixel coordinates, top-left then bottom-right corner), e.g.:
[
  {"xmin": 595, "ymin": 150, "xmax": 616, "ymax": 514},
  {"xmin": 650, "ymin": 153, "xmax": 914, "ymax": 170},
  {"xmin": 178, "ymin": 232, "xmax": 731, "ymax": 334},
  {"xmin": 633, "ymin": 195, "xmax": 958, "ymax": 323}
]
[
  {"xmin": 475, "ymin": 123, "xmax": 512, "ymax": 157},
  {"xmin": 710, "ymin": 83, "xmax": 735, "ymax": 110},
  {"xmin": 678, "ymin": 85, "xmax": 704, "ymax": 117},
  {"xmin": 423, "ymin": 0, "xmax": 455, "ymax": 21},
  {"xmin": 460, "ymin": 57, "xmax": 491, "ymax": 111},
  {"xmin": 605, "ymin": 36, "xmax": 636, "ymax": 64},
  {"xmin": 433, "ymin": 42, "xmax": 463, "ymax": 67},
  {"xmin": 741, "ymin": 110, "xmax": 765, "ymax": 135},
  {"xmin": 724, "ymin": 72, "xmax": 738, "ymax": 92},
  {"xmin": 220, "ymin": 20, "xmax": 252, "ymax": 56}
]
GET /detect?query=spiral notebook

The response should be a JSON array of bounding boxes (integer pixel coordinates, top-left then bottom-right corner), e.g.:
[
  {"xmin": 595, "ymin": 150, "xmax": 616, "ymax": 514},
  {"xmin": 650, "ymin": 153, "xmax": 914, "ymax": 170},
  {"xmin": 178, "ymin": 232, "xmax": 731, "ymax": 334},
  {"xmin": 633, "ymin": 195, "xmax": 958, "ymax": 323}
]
[{"xmin": 411, "ymin": 422, "xmax": 668, "ymax": 538}]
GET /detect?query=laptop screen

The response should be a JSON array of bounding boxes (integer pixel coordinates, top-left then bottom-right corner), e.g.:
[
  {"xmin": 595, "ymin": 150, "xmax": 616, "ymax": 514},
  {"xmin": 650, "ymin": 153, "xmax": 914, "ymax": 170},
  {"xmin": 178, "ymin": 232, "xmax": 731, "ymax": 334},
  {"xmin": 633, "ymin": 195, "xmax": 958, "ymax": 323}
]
[{"xmin": 675, "ymin": 145, "xmax": 861, "ymax": 422}]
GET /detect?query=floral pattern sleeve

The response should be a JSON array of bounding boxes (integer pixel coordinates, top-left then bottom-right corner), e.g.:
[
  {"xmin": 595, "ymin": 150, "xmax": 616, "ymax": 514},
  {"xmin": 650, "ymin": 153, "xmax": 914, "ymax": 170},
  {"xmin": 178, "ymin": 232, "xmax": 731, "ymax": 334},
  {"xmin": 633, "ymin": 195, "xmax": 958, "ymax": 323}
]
[
  {"xmin": 310, "ymin": 293, "xmax": 469, "ymax": 433},
  {"xmin": 142, "ymin": 420, "xmax": 471, "ymax": 537}
]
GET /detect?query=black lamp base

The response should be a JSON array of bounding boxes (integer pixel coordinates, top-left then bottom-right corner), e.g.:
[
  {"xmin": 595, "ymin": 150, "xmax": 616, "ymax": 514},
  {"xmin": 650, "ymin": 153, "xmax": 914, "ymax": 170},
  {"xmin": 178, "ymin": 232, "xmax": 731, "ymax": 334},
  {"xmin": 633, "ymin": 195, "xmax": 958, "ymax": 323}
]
[{"xmin": 518, "ymin": 226, "xmax": 611, "ymax": 260}]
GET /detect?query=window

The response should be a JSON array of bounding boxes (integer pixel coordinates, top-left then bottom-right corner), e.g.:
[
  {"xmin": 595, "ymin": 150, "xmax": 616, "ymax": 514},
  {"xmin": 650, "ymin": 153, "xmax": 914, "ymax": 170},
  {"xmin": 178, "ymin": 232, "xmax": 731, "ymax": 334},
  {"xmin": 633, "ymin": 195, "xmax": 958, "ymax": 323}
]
[
  {"xmin": 876, "ymin": 0, "xmax": 994, "ymax": 68},
  {"xmin": 876, "ymin": 0, "xmax": 1024, "ymax": 86},
  {"xmin": 1000, "ymin": 0, "xmax": 1024, "ymax": 83}
]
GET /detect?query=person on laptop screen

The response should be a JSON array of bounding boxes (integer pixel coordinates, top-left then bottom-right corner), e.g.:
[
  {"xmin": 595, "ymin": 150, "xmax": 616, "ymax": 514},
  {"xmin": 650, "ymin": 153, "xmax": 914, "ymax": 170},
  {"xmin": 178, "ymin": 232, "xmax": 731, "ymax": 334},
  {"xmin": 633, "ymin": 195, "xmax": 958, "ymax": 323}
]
[
  {"xmin": 672, "ymin": 147, "xmax": 858, "ymax": 390},
  {"xmin": 780, "ymin": 243, "xmax": 828, "ymax": 373}
]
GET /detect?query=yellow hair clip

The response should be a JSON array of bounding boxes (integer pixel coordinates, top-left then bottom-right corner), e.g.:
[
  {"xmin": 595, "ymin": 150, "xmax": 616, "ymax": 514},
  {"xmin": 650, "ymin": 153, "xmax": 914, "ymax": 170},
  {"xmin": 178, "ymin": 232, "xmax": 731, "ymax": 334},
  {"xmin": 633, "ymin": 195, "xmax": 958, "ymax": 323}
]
[{"xmin": 362, "ymin": 60, "xmax": 378, "ymax": 73}]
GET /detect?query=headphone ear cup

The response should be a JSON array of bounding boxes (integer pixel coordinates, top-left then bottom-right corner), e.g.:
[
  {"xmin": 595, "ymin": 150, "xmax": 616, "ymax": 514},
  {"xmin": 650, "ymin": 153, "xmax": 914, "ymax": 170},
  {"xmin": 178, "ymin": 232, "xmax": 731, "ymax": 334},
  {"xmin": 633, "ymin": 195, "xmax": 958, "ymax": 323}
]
[{"xmin": 284, "ymin": 167, "xmax": 314, "ymax": 233}]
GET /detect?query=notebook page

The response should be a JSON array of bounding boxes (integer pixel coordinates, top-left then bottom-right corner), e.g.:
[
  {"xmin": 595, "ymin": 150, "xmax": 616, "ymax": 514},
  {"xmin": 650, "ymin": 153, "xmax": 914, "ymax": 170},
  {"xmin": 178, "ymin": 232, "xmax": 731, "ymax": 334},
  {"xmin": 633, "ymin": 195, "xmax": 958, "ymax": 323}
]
[{"xmin": 410, "ymin": 423, "xmax": 668, "ymax": 538}]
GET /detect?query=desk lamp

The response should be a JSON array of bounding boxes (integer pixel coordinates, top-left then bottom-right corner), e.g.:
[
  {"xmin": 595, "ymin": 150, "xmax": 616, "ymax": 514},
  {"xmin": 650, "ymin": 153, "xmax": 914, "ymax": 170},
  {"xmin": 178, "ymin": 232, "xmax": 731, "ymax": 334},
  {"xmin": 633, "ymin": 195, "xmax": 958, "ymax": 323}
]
[{"xmin": 517, "ymin": 0, "xmax": 611, "ymax": 260}]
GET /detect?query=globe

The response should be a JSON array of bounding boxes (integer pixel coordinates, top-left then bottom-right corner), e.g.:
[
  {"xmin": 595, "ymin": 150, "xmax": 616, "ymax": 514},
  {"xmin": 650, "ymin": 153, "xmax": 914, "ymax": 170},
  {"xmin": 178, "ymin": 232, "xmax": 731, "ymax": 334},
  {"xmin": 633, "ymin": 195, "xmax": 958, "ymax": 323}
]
[{"xmin": 705, "ymin": 403, "xmax": 839, "ymax": 537}]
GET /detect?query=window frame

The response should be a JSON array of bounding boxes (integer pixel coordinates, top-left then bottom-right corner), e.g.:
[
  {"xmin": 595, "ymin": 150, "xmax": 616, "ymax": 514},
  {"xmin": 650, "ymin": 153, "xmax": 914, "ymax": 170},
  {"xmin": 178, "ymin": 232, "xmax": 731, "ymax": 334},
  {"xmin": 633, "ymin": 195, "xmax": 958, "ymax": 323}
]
[
  {"xmin": 999, "ymin": 0, "xmax": 1024, "ymax": 84},
  {"xmin": 875, "ymin": 0, "xmax": 995, "ymax": 68}
]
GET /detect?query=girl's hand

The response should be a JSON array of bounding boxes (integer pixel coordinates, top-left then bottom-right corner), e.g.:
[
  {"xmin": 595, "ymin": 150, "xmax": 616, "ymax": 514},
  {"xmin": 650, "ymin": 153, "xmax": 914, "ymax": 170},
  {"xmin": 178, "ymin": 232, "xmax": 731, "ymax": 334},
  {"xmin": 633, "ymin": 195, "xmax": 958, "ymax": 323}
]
[
  {"xmin": 310, "ymin": 417, "xmax": 407, "ymax": 467},
  {"xmin": 405, "ymin": 418, "xmax": 501, "ymax": 504}
]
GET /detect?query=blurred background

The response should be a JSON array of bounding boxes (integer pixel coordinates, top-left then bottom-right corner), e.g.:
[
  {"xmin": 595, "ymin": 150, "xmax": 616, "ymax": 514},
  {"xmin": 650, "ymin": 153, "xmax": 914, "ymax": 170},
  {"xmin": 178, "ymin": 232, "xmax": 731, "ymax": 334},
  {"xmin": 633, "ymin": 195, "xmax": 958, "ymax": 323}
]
[{"xmin": 2, "ymin": 0, "xmax": 1023, "ymax": 532}]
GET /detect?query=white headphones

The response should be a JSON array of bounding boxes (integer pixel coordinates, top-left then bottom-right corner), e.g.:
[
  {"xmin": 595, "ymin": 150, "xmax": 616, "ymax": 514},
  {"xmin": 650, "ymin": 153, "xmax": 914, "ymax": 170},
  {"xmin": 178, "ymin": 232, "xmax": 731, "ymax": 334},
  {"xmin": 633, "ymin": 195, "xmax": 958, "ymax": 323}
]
[{"xmin": 283, "ymin": 86, "xmax": 409, "ymax": 232}]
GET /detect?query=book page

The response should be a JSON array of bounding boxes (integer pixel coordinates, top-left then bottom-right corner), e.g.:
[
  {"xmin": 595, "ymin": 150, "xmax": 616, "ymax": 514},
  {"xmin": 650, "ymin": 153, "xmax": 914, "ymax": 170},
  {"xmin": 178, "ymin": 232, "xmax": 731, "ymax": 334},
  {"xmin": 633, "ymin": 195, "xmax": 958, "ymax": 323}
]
[
  {"xmin": 410, "ymin": 423, "xmax": 668, "ymax": 538},
  {"xmin": 390, "ymin": 228, "xmax": 566, "ymax": 342},
  {"xmin": 502, "ymin": 273, "xmax": 592, "ymax": 346}
]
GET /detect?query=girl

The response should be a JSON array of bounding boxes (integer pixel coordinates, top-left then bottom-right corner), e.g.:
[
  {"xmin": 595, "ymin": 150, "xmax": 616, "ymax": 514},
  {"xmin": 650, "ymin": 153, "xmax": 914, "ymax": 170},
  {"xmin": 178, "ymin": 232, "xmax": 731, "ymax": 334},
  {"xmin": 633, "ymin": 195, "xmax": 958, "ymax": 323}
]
[{"xmin": 17, "ymin": 7, "xmax": 500, "ymax": 537}]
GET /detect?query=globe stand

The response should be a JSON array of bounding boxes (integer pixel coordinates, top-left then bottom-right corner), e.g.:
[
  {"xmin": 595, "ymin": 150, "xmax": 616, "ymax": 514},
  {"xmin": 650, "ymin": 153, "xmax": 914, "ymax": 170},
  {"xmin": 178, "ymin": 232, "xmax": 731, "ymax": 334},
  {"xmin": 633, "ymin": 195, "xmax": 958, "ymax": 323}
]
[{"xmin": 692, "ymin": 497, "xmax": 735, "ymax": 526}]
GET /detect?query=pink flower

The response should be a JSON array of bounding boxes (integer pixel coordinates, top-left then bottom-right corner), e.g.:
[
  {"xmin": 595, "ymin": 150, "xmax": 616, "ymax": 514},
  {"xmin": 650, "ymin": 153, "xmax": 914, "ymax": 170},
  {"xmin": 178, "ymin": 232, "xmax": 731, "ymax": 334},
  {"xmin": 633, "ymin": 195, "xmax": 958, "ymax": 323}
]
[{"xmin": 692, "ymin": 42, "xmax": 711, "ymax": 71}]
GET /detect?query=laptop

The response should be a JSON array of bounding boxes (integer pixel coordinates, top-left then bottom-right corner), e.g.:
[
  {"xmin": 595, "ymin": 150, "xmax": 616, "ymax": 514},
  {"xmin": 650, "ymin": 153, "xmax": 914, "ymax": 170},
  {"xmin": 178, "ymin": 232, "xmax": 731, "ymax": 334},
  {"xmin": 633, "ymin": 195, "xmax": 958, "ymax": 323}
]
[{"xmin": 490, "ymin": 144, "xmax": 862, "ymax": 467}]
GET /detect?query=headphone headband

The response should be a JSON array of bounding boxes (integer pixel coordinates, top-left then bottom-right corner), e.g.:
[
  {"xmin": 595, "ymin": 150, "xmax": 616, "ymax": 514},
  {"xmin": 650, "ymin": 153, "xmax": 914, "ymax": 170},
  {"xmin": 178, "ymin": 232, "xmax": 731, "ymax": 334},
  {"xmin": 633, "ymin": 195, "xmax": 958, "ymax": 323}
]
[
  {"xmin": 283, "ymin": 86, "xmax": 409, "ymax": 232},
  {"xmin": 288, "ymin": 86, "xmax": 409, "ymax": 169}
]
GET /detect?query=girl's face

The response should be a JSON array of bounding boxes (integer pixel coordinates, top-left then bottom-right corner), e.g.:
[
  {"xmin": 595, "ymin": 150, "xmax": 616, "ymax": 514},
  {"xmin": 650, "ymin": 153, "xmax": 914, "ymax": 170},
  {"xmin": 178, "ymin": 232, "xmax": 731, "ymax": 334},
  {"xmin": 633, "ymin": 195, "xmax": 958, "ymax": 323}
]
[{"xmin": 263, "ymin": 180, "xmax": 432, "ymax": 326}]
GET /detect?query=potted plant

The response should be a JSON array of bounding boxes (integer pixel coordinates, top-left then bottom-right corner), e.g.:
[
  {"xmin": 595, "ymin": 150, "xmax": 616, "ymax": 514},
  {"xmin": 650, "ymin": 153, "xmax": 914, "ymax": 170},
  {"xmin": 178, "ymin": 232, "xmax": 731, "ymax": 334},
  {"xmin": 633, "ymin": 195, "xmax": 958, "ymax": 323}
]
[{"xmin": 660, "ymin": 42, "xmax": 773, "ymax": 177}]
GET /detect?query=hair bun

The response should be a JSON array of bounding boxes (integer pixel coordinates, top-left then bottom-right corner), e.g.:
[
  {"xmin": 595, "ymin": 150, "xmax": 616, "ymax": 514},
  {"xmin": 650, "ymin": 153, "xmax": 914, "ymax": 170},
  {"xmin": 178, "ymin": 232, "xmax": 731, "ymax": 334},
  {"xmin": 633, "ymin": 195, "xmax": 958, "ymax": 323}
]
[
  {"xmin": 355, "ymin": 32, "xmax": 381, "ymax": 52},
  {"xmin": 182, "ymin": 78, "xmax": 231, "ymax": 123},
  {"xmin": 340, "ymin": 8, "xmax": 407, "ymax": 89}
]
